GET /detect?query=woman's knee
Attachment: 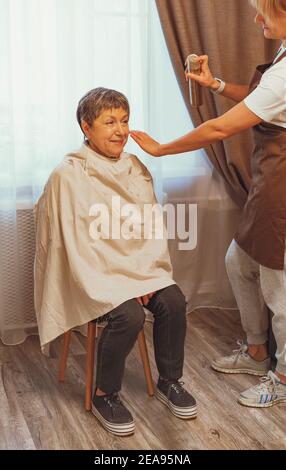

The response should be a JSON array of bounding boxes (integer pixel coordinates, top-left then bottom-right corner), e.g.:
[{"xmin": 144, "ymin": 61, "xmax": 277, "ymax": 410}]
[
  {"xmin": 226, "ymin": 241, "xmax": 259, "ymax": 282},
  {"xmin": 112, "ymin": 299, "xmax": 145, "ymax": 334},
  {"xmin": 157, "ymin": 284, "xmax": 187, "ymax": 319}
]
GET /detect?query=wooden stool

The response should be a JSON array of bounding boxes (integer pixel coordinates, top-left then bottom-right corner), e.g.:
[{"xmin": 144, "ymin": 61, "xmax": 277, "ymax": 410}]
[{"xmin": 58, "ymin": 321, "xmax": 154, "ymax": 410}]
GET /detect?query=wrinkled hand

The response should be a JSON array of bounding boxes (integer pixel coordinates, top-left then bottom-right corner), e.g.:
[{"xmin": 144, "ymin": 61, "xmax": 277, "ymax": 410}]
[
  {"xmin": 130, "ymin": 131, "xmax": 162, "ymax": 157},
  {"xmin": 185, "ymin": 55, "xmax": 216, "ymax": 89},
  {"xmin": 136, "ymin": 292, "xmax": 156, "ymax": 306}
]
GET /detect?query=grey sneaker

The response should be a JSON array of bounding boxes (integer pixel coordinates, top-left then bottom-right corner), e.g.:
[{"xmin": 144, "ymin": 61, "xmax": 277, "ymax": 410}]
[
  {"xmin": 92, "ymin": 393, "xmax": 135, "ymax": 436},
  {"xmin": 211, "ymin": 342, "xmax": 270, "ymax": 376},
  {"xmin": 238, "ymin": 371, "xmax": 286, "ymax": 408},
  {"xmin": 156, "ymin": 378, "xmax": 197, "ymax": 419}
]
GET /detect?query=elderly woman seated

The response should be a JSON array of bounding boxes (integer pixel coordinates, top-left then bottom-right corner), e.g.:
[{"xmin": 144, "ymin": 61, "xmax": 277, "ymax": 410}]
[{"xmin": 34, "ymin": 87, "xmax": 197, "ymax": 436}]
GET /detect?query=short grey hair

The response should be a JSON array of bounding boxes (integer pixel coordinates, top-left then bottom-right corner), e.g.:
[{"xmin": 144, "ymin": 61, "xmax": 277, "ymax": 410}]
[{"xmin": 76, "ymin": 87, "xmax": 130, "ymax": 134}]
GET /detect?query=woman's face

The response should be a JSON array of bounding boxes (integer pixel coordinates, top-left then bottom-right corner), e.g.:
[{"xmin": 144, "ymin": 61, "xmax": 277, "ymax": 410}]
[
  {"xmin": 255, "ymin": 10, "xmax": 286, "ymax": 41},
  {"xmin": 82, "ymin": 107, "xmax": 129, "ymax": 158}
]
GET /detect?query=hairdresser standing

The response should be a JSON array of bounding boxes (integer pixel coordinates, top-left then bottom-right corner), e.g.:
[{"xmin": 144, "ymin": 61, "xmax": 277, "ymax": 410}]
[{"xmin": 131, "ymin": 0, "xmax": 286, "ymax": 408}]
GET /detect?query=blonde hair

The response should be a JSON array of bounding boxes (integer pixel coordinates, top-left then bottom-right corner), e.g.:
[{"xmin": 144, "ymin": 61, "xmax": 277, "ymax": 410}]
[{"xmin": 250, "ymin": 0, "xmax": 286, "ymax": 18}]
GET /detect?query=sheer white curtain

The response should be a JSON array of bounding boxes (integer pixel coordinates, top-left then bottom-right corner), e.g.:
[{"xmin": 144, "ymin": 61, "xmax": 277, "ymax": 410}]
[
  {"xmin": 0, "ymin": 0, "xmax": 149, "ymax": 200},
  {"xmin": 0, "ymin": 0, "xmax": 151, "ymax": 345},
  {"xmin": 0, "ymin": 0, "xmax": 238, "ymax": 346}
]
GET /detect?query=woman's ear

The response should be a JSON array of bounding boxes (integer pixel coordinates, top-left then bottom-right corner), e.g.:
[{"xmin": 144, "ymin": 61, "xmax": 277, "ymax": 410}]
[{"xmin": 81, "ymin": 120, "xmax": 89, "ymax": 138}]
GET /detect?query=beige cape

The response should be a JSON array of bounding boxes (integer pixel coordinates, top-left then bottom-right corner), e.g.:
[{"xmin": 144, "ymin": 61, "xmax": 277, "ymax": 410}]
[{"xmin": 34, "ymin": 143, "xmax": 175, "ymax": 347}]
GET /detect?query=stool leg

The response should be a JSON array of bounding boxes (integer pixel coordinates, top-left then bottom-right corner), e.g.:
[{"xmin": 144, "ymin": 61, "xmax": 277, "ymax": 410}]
[
  {"xmin": 58, "ymin": 330, "xmax": 72, "ymax": 382},
  {"xmin": 85, "ymin": 322, "xmax": 96, "ymax": 411},
  {"xmin": 137, "ymin": 329, "xmax": 154, "ymax": 396}
]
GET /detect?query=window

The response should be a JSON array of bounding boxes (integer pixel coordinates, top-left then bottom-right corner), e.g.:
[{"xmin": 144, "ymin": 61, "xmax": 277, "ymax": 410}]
[{"xmin": 0, "ymin": 0, "xmax": 206, "ymax": 206}]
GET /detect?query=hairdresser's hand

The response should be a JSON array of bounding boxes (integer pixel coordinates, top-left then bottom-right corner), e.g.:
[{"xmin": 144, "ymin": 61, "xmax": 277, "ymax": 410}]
[
  {"xmin": 185, "ymin": 55, "xmax": 218, "ymax": 90},
  {"xmin": 136, "ymin": 292, "xmax": 155, "ymax": 306},
  {"xmin": 130, "ymin": 131, "xmax": 163, "ymax": 157}
]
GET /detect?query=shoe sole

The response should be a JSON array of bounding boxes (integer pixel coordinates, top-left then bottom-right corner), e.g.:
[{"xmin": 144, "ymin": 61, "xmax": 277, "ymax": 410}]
[
  {"xmin": 211, "ymin": 364, "xmax": 268, "ymax": 376},
  {"xmin": 156, "ymin": 389, "xmax": 197, "ymax": 419},
  {"xmin": 238, "ymin": 396, "xmax": 286, "ymax": 408},
  {"xmin": 91, "ymin": 404, "xmax": 135, "ymax": 436}
]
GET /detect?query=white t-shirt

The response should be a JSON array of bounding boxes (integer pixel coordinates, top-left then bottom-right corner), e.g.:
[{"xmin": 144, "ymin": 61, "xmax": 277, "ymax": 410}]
[{"xmin": 244, "ymin": 44, "xmax": 286, "ymax": 128}]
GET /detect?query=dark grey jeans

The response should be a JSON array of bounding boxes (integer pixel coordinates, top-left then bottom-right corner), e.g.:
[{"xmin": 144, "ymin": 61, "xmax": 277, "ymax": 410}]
[{"xmin": 95, "ymin": 284, "xmax": 187, "ymax": 394}]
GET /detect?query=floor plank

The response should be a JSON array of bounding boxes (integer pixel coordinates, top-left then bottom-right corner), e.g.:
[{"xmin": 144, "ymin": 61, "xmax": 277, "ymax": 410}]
[{"xmin": 0, "ymin": 308, "xmax": 285, "ymax": 450}]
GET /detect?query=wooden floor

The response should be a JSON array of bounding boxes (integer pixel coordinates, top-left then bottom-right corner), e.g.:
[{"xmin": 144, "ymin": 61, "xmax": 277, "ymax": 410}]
[{"xmin": 0, "ymin": 308, "xmax": 285, "ymax": 450}]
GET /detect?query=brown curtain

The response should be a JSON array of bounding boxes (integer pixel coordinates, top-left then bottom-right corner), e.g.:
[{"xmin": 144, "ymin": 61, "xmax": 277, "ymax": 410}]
[{"xmin": 155, "ymin": 0, "xmax": 279, "ymax": 207}]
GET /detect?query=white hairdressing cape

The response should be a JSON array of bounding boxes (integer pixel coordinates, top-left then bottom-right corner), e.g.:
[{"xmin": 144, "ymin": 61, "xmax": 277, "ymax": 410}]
[{"xmin": 34, "ymin": 143, "xmax": 175, "ymax": 350}]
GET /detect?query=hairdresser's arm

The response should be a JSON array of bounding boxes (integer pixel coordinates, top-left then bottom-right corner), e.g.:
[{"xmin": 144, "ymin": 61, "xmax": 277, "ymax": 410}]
[
  {"xmin": 210, "ymin": 80, "xmax": 250, "ymax": 102},
  {"xmin": 130, "ymin": 102, "xmax": 261, "ymax": 157}
]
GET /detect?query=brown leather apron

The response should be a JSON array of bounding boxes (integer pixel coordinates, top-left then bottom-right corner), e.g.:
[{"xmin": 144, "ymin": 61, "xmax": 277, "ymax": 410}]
[{"xmin": 235, "ymin": 50, "xmax": 286, "ymax": 270}]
